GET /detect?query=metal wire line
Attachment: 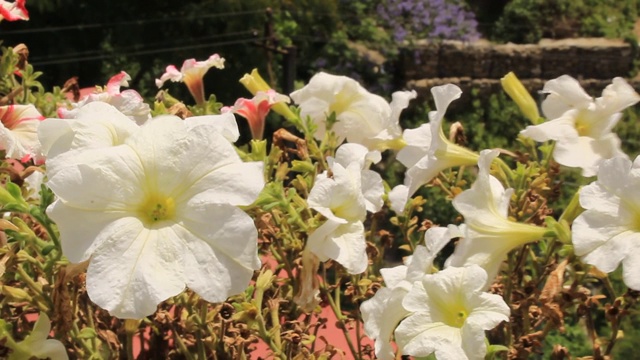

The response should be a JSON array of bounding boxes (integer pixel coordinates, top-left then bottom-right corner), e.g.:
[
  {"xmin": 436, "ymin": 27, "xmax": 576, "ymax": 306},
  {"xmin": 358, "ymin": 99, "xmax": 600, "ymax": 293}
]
[
  {"xmin": 30, "ymin": 37, "xmax": 268, "ymax": 66},
  {"xmin": 29, "ymin": 30, "xmax": 258, "ymax": 63},
  {"xmin": 2, "ymin": 9, "xmax": 266, "ymax": 35}
]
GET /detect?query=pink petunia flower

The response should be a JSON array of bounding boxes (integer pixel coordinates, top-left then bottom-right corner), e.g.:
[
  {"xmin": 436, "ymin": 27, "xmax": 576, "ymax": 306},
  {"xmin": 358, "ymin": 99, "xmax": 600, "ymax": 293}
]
[
  {"xmin": 155, "ymin": 54, "xmax": 225, "ymax": 106},
  {"xmin": 222, "ymin": 89, "xmax": 289, "ymax": 140},
  {"xmin": 58, "ymin": 71, "xmax": 151, "ymax": 125},
  {"xmin": 0, "ymin": 104, "xmax": 44, "ymax": 162},
  {"xmin": 0, "ymin": 0, "xmax": 28, "ymax": 21}
]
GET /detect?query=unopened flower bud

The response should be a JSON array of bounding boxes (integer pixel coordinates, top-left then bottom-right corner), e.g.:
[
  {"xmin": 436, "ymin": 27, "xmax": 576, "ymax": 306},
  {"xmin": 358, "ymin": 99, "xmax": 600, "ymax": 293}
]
[
  {"xmin": 1, "ymin": 285, "xmax": 32, "ymax": 302},
  {"xmin": 12, "ymin": 44, "xmax": 29, "ymax": 70},
  {"xmin": 501, "ymin": 72, "xmax": 540, "ymax": 124},
  {"xmin": 255, "ymin": 269, "xmax": 274, "ymax": 291}
]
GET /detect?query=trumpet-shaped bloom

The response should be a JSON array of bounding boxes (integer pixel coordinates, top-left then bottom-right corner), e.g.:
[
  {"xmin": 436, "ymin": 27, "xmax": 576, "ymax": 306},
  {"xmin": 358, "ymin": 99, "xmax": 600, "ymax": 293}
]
[
  {"xmin": 5, "ymin": 313, "xmax": 68, "ymax": 360},
  {"xmin": 520, "ymin": 76, "xmax": 640, "ymax": 177},
  {"xmin": 395, "ymin": 84, "xmax": 480, "ymax": 208},
  {"xmin": 447, "ymin": 150, "xmax": 547, "ymax": 286},
  {"xmin": 0, "ymin": 104, "xmax": 44, "ymax": 162},
  {"xmin": 0, "ymin": 0, "xmax": 28, "ymax": 21},
  {"xmin": 45, "ymin": 116, "xmax": 264, "ymax": 319},
  {"xmin": 572, "ymin": 155, "xmax": 640, "ymax": 290},
  {"xmin": 328, "ymin": 143, "xmax": 384, "ymax": 213},
  {"xmin": 290, "ymin": 72, "xmax": 415, "ymax": 151},
  {"xmin": 156, "ymin": 54, "xmax": 225, "ymax": 106},
  {"xmin": 307, "ymin": 161, "xmax": 368, "ymax": 274},
  {"xmin": 239, "ymin": 68, "xmax": 297, "ymax": 121},
  {"xmin": 395, "ymin": 265, "xmax": 510, "ymax": 360},
  {"xmin": 222, "ymin": 89, "xmax": 290, "ymax": 140},
  {"xmin": 58, "ymin": 72, "xmax": 151, "ymax": 125},
  {"xmin": 361, "ymin": 226, "xmax": 457, "ymax": 360}
]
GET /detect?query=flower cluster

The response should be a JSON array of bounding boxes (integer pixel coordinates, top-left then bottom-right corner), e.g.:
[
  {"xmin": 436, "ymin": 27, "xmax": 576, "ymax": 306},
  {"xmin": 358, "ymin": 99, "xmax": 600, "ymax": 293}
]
[
  {"xmin": 376, "ymin": 0, "xmax": 480, "ymax": 42},
  {"xmin": 2, "ymin": 32, "xmax": 640, "ymax": 358}
]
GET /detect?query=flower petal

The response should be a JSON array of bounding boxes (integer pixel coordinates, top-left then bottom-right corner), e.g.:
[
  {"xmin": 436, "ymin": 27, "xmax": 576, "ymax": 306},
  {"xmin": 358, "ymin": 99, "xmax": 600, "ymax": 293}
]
[
  {"xmin": 87, "ymin": 221, "xmax": 186, "ymax": 319},
  {"xmin": 45, "ymin": 145, "xmax": 145, "ymax": 210},
  {"xmin": 388, "ymin": 184, "xmax": 409, "ymax": 214},
  {"xmin": 307, "ymin": 220, "xmax": 367, "ymax": 274},
  {"xmin": 361, "ymin": 287, "xmax": 410, "ymax": 360},
  {"xmin": 362, "ymin": 169, "xmax": 384, "ymax": 213},
  {"xmin": 395, "ymin": 312, "xmax": 465, "ymax": 359},
  {"xmin": 520, "ymin": 110, "xmax": 579, "ymax": 142},
  {"xmin": 177, "ymin": 203, "xmax": 260, "ymax": 301},
  {"xmin": 39, "ymin": 102, "xmax": 139, "ymax": 158},
  {"xmin": 47, "ymin": 201, "xmax": 132, "ymax": 263},
  {"xmin": 397, "ymin": 124, "xmax": 431, "ymax": 168},
  {"xmin": 126, "ymin": 116, "xmax": 262, "ymax": 205},
  {"xmin": 553, "ymin": 134, "xmax": 627, "ymax": 177},
  {"xmin": 184, "ymin": 112, "xmax": 241, "ymax": 143},
  {"xmin": 541, "ymin": 75, "xmax": 592, "ymax": 119}
]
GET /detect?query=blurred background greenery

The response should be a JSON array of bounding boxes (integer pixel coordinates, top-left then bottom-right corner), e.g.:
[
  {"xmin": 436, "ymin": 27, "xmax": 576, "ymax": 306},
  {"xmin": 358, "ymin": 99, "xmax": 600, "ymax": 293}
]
[
  {"xmin": 3, "ymin": 1, "xmax": 640, "ymax": 358},
  {"xmin": 3, "ymin": 0, "xmax": 638, "ymax": 104}
]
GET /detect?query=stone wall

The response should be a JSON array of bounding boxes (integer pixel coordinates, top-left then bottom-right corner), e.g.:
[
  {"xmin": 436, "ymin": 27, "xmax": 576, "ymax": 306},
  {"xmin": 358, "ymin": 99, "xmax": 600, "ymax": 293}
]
[{"xmin": 400, "ymin": 38, "xmax": 639, "ymax": 107}]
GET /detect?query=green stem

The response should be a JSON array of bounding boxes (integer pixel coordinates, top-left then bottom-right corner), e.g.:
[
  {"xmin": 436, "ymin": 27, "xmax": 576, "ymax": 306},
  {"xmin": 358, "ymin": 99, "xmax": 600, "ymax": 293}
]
[
  {"xmin": 15, "ymin": 265, "xmax": 49, "ymax": 307},
  {"xmin": 503, "ymin": 254, "xmax": 515, "ymax": 346},
  {"xmin": 36, "ymin": 215, "xmax": 61, "ymax": 253},
  {"xmin": 72, "ymin": 322, "xmax": 96, "ymax": 359},
  {"xmin": 269, "ymin": 303, "xmax": 282, "ymax": 351},
  {"xmin": 322, "ymin": 284, "xmax": 360, "ymax": 360},
  {"xmin": 173, "ymin": 326, "xmax": 195, "ymax": 360},
  {"xmin": 269, "ymin": 242, "xmax": 294, "ymax": 283},
  {"xmin": 197, "ymin": 303, "xmax": 208, "ymax": 359},
  {"xmin": 126, "ymin": 331, "xmax": 135, "ymax": 360},
  {"xmin": 256, "ymin": 313, "xmax": 285, "ymax": 359},
  {"xmin": 85, "ymin": 303, "xmax": 99, "ymax": 355}
]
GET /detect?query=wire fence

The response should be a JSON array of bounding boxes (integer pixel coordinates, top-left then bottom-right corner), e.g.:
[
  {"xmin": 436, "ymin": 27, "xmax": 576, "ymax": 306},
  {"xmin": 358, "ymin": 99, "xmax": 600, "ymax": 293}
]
[{"xmin": 30, "ymin": 30, "xmax": 260, "ymax": 65}]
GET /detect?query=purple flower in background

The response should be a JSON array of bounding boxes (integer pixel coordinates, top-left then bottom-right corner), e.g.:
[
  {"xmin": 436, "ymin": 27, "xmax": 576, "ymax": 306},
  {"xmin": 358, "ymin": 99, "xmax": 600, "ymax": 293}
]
[{"xmin": 377, "ymin": 0, "xmax": 480, "ymax": 42}]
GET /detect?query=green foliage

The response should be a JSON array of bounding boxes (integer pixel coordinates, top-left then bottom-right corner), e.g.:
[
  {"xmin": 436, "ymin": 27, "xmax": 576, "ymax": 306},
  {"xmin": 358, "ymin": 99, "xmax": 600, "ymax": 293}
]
[
  {"xmin": 462, "ymin": 90, "xmax": 524, "ymax": 150},
  {"xmin": 544, "ymin": 323, "xmax": 592, "ymax": 357},
  {"xmin": 491, "ymin": 0, "xmax": 640, "ymax": 43}
]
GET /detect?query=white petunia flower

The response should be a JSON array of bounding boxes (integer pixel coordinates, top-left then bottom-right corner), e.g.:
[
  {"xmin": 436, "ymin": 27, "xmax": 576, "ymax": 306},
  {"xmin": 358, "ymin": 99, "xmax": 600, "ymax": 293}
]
[
  {"xmin": 447, "ymin": 149, "xmax": 547, "ymax": 286},
  {"xmin": 361, "ymin": 226, "xmax": 457, "ymax": 360},
  {"xmin": 0, "ymin": 104, "xmax": 44, "ymax": 162},
  {"xmin": 395, "ymin": 84, "xmax": 479, "ymax": 210},
  {"xmin": 58, "ymin": 72, "xmax": 151, "ymax": 125},
  {"xmin": 572, "ymin": 155, "xmax": 640, "ymax": 290},
  {"xmin": 520, "ymin": 75, "xmax": 640, "ymax": 177},
  {"xmin": 40, "ymin": 102, "xmax": 239, "ymax": 162},
  {"xmin": 40, "ymin": 102, "xmax": 140, "ymax": 160},
  {"xmin": 307, "ymin": 161, "xmax": 368, "ymax": 274},
  {"xmin": 290, "ymin": 72, "xmax": 415, "ymax": 151},
  {"xmin": 395, "ymin": 265, "xmax": 510, "ymax": 360},
  {"xmin": 45, "ymin": 116, "xmax": 264, "ymax": 319},
  {"xmin": 329, "ymin": 143, "xmax": 384, "ymax": 213},
  {"xmin": 6, "ymin": 312, "xmax": 68, "ymax": 360}
]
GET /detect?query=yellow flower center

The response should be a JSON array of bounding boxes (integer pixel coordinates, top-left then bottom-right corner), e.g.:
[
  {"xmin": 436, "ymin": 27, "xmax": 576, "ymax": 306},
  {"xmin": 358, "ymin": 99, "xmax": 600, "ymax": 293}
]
[
  {"xmin": 139, "ymin": 193, "xmax": 176, "ymax": 224},
  {"xmin": 574, "ymin": 114, "xmax": 591, "ymax": 137},
  {"xmin": 444, "ymin": 308, "xmax": 468, "ymax": 328},
  {"xmin": 626, "ymin": 201, "xmax": 640, "ymax": 232},
  {"xmin": 329, "ymin": 91, "xmax": 361, "ymax": 117}
]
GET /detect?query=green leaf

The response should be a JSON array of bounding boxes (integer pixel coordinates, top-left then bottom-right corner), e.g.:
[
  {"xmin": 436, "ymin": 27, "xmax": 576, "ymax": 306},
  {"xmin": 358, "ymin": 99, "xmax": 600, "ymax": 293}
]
[{"xmin": 78, "ymin": 327, "xmax": 97, "ymax": 339}]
